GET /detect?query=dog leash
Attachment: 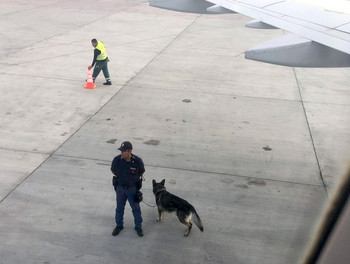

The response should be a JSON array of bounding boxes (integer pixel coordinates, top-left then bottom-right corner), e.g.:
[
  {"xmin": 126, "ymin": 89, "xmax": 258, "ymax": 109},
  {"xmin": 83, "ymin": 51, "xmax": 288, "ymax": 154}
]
[{"xmin": 142, "ymin": 200, "xmax": 156, "ymax": 207}]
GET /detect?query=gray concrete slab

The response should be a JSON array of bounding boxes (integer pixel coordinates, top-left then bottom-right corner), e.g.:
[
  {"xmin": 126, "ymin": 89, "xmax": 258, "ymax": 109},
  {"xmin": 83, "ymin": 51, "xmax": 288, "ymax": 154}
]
[
  {"xmin": 0, "ymin": 1, "xmax": 349, "ymax": 264},
  {"xmin": 295, "ymin": 67, "xmax": 350, "ymax": 187},
  {"xmin": 55, "ymin": 85, "xmax": 322, "ymax": 185},
  {"xmin": 0, "ymin": 149, "xmax": 48, "ymax": 201},
  {"xmin": 304, "ymin": 102, "xmax": 350, "ymax": 187},
  {"xmin": 0, "ymin": 155, "xmax": 326, "ymax": 264}
]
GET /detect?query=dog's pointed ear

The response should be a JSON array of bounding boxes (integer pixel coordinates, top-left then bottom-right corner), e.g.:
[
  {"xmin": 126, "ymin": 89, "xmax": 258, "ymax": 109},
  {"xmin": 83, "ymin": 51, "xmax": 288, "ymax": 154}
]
[
  {"xmin": 161, "ymin": 179, "xmax": 165, "ymax": 185},
  {"xmin": 152, "ymin": 179, "xmax": 156, "ymax": 186}
]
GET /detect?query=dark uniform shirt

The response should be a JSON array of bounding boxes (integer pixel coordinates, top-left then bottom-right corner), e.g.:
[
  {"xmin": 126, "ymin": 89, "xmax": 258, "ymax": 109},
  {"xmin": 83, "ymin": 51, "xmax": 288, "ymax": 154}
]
[{"xmin": 111, "ymin": 154, "xmax": 145, "ymax": 188}]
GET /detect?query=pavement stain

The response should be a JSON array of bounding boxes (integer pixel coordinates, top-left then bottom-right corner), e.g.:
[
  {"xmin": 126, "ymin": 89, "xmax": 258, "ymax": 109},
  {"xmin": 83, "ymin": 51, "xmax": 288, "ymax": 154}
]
[
  {"xmin": 182, "ymin": 99, "xmax": 192, "ymax": 103},
  {"xmin": 263, "ymin": 146, "xmax": 272, "ymax": 151},
  {"xmin": 143, "ymin": 139, "xmax": 160, "ymax": 146},
  {"xmin": 247, "ymin": 179, "xmax": 266, "ymax": 187},
  {"xmin": 106, "ymin": 139, "xmax": 117, "ymax": 144},
  {"xmin": 235, "ymin": 184, "xmax": 249, "ymax": 189},
  {"xmin": 166, "ymin": 153, "xmax": 184, "ymax": 157},
  {"xmin": 97, "ymin": 162, "xmax": 110, "ymax": 166}
]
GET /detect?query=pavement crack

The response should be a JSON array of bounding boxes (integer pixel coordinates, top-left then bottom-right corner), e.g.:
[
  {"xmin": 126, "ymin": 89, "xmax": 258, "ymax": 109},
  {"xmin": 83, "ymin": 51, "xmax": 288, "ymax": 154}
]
[
  {"xmin": 51, "ymin": 153, "xmax": 326, "ymax": 189},
  {"xmin": 293, "ymin": 68, "xmax": 328, "ymax": 196}
]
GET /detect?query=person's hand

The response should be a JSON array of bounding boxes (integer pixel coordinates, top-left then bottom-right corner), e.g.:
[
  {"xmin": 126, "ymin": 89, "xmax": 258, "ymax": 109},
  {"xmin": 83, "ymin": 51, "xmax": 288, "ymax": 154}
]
[{"xmin": 88, "ymin": 65, "xmax": 92, "ymax": 70}]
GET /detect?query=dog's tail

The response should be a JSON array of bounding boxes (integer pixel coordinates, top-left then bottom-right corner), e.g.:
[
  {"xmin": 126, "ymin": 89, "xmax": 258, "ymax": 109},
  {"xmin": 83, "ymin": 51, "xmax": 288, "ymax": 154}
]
[{"xmin": 190, "ymin": 206, "xmax": 204, "ymax": 232}]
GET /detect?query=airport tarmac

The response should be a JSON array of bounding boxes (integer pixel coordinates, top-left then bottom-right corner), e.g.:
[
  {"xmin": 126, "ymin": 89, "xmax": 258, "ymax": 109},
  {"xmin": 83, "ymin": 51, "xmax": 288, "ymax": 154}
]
[{"xmin": 0, "ymin": 0, "xmax": 350, "ymax": 263}]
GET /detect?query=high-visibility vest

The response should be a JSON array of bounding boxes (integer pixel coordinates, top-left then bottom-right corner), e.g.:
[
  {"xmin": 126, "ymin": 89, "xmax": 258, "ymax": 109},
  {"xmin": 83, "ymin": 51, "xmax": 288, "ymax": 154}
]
[{"xmin": 95, "ymin": 41, "xmax": 107, "ymax": 60}]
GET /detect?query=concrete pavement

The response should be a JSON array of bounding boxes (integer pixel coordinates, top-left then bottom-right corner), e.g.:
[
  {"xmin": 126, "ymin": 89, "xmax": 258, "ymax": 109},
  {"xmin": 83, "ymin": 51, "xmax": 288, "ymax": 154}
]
[{"xmin": 0, "ymin": 1, "xmax": 349, "ymax": 263}]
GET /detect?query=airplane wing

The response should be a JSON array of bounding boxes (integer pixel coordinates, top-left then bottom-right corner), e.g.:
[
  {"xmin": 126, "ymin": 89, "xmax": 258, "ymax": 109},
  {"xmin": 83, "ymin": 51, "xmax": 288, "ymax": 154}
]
[{"xmin": 149, "ymin": 0, "xmax": 350, "ymax": 67}]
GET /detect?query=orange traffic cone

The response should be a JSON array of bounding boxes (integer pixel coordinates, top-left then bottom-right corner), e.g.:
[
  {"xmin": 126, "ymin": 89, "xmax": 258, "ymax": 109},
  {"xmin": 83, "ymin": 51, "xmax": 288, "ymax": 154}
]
[{"xmin": 84, "ymin": 69, "xmax": 96, "ymax": 89}]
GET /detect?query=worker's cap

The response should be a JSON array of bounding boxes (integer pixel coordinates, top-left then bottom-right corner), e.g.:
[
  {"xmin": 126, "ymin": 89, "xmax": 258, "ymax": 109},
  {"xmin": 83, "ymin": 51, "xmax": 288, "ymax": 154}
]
[{"xmin": 118, "ymin": 141, "xmax": 133, "ymax": 151}]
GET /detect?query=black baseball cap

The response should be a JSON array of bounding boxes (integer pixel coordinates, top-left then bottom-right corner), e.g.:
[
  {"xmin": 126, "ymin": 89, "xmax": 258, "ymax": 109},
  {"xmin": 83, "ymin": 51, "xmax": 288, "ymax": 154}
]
[{"xmin": 118, "ymin": 141, "xmax": 133, "ymax": 151}]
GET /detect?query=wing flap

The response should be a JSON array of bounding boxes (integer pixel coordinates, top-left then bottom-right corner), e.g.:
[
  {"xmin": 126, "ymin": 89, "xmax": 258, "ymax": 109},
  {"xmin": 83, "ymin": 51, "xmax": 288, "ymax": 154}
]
[
  {"xmin": 208, "ymin": 0, "xmax": 350, "ymax": 54},
  {"xmin": 264, "ymin": 1, "xmax": 350, "ymax": 29},
  {"xmin": 149, "ymin": 0, "xmax": 350, "ymax": 67},
  {"xmin": 245, "ymin": 34, "xmax": 350, "ymax": 67},
  {"xmin": 336, "ymin": 23, "xmax": 350, "ymax": 34}
]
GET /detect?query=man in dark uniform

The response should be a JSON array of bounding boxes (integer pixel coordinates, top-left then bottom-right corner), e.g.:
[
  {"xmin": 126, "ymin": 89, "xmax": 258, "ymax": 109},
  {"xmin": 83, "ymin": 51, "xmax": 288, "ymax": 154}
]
[{"xmin": 111, "ymin": 141, "xmax": 145, "ymax": 237}]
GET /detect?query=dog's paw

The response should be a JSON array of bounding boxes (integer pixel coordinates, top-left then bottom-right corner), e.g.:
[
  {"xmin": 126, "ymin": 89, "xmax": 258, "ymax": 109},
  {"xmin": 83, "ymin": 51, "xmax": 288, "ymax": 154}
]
[{"xmin": 156, "ymin": 218, "xmax": 161, "ymax": 222}]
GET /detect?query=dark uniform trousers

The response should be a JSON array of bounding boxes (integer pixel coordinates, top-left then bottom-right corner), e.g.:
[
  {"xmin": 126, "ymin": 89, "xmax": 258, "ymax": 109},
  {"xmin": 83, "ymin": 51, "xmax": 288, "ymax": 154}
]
[
  {"xmin": 115, "ymin": 185, "xmax": 142, "ymax": 228},
  {"xmin": 92, "ymin": 58, "xmax": 110, "ymax": 80}
]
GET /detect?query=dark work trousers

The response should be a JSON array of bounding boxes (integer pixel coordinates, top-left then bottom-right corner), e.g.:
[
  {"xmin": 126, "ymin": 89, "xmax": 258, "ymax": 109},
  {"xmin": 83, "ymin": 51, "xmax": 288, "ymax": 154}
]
[
  {"xmin": 115, "ymin": 186, "xmax": 142, "ymax": 228},
  {"xmin": 92, "ymin": 59, "xmax": 110, "ymax": 81}
]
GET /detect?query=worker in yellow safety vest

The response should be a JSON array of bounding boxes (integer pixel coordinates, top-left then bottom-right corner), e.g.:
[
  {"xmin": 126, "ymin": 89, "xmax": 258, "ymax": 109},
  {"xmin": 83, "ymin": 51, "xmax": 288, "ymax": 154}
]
[{"xmin": 88, "ymin": 39, "xmax": 111, "ymax": 85}]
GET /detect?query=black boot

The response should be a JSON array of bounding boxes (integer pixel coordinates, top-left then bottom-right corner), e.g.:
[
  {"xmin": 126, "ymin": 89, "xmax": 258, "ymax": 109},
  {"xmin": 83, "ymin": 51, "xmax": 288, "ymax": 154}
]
[
  {"xmin": 135, "ymin": 227, "xmax": 143, "ymax": 237},
  {"xmin": 112, "ymin": 226, "xmax": 124, "ymax": 236},
  {"xmin": 103, "ymin": 80, "xmax": 112, "ymax": 85}
]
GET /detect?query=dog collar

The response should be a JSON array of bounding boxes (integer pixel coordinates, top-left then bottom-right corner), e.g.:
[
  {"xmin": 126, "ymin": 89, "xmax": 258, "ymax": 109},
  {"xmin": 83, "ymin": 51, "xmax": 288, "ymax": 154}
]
[{"xmin": 154, "ymin": 188, "xmax": 166, "ymax": 195}]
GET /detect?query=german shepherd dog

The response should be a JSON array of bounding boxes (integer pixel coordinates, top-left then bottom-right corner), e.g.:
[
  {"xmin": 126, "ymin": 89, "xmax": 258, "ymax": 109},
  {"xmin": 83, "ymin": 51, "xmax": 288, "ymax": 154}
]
[{"xmin": 152, "ymin": 179, "xmax": 204, "ymax": 236}]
